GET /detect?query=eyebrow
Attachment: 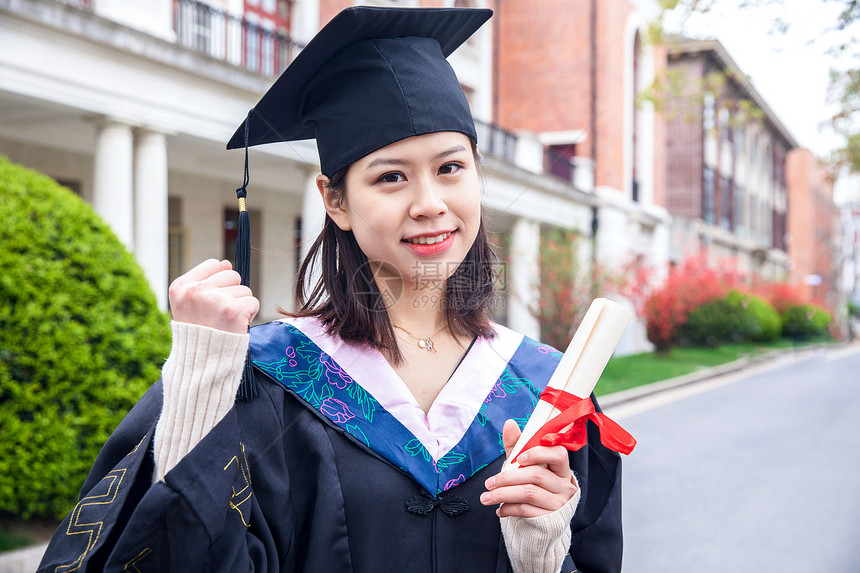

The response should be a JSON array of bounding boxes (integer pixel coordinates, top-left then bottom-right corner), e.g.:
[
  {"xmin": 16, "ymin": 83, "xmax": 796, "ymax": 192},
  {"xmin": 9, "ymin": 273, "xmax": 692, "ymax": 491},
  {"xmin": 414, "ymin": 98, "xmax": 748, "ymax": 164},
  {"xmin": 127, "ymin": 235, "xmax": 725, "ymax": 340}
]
[{"xmin": 364, "ymin": 145, "xmax": 468, "ymax": 170}]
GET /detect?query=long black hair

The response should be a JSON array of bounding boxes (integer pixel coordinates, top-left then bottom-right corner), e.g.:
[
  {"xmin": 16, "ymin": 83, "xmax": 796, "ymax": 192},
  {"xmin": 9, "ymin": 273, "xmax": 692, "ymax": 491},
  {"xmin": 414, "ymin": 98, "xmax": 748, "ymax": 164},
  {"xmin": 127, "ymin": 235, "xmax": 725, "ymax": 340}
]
[{"xmin": 286, "ymin": 140, "xmax": 497, "ymax": 363}]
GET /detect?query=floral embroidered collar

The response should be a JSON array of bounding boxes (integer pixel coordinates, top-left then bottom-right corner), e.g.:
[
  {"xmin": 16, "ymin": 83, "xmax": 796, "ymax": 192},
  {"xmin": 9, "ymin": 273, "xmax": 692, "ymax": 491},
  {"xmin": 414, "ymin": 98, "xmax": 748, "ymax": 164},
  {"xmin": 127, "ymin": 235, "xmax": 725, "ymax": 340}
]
[{"xmin": 249, "ymin": 318, "xmax": 561, "ymax": 496}]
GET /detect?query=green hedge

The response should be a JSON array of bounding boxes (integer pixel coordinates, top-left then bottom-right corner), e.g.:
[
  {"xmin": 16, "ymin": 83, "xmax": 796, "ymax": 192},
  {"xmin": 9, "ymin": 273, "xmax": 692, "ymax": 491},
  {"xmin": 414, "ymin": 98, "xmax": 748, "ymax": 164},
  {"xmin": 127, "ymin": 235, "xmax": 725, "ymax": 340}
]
[
  {"xmin": 726, "ymin": 291, "xmax": 782, "ymax": 341},
  {"xmin": 782, "ymin": 304, "xmax": 831, "ymax": 338},
  {"xmin": 0, "ymin": 156, "xmax": 170, "ymax": 519},
  {"xmin": 680, "ymin": 290, "xmax": 781, "ymax": 347}
]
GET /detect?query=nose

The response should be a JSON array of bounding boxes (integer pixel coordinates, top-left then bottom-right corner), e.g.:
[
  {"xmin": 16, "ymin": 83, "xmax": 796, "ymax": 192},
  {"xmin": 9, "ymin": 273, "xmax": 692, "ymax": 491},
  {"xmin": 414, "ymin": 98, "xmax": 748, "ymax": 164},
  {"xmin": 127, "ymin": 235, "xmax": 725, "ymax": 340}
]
[{"xmin": 408, "ymin": 177, "xmax": 448, "ymax": 219}]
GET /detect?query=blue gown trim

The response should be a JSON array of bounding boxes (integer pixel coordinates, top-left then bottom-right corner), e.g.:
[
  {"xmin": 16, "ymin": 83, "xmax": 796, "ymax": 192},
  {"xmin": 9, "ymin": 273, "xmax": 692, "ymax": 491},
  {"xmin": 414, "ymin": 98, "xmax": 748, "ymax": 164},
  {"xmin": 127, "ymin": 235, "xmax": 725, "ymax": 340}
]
[{"xmin": 249, "ymin": 321, "xmax": 561, "ymax": 496}]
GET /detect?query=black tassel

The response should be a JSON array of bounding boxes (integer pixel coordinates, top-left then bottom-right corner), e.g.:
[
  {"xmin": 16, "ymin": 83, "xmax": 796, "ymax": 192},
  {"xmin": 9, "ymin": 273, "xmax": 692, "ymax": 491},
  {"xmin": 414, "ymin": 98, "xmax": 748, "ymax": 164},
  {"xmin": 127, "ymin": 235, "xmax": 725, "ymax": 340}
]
[{"xmin": 235, "ymin": 111, "xmax": 257, "ymax": 402}]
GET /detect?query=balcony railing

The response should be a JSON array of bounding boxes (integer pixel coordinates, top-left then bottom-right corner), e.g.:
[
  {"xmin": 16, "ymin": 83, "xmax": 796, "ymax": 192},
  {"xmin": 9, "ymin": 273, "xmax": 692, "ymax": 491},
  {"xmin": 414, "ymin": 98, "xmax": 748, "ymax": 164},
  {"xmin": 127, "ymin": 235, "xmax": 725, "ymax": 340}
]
[
  {"xmin": 174, "ymin": 0, "xmax": 303, "ymax": 77},
  {"xmin": 474, "ymin": 120, "xmax": 517, "ymax": 164}
]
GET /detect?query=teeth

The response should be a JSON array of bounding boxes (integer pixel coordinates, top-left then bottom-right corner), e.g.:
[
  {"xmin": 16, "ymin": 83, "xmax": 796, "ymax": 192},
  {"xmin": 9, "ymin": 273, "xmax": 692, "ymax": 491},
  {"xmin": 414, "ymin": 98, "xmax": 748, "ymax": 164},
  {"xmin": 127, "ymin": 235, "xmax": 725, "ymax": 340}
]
[{"xmin": 406, "ymin": 232, "xmax": 451, "ymax": 245}]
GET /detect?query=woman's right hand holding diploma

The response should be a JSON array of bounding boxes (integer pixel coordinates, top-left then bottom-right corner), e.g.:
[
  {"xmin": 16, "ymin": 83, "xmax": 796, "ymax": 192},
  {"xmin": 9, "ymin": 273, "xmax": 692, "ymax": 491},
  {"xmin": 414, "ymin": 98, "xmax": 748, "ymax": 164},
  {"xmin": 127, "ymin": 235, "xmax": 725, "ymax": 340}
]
[
  {"xmin": 168, "ymin": 258, "xmax": 260, "ymax": 334},
  {"xmin": 481, "ymin": 419, "xmax": 579, "ymax": 518}
]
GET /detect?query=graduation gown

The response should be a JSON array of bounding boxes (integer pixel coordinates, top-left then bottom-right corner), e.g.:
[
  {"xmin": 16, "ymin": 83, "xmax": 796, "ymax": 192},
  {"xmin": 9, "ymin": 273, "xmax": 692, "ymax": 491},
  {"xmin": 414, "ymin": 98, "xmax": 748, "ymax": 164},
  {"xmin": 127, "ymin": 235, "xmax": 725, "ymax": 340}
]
[{"xmin": 39, "ymin": 319, "xmax": 623, "ymax": 573}]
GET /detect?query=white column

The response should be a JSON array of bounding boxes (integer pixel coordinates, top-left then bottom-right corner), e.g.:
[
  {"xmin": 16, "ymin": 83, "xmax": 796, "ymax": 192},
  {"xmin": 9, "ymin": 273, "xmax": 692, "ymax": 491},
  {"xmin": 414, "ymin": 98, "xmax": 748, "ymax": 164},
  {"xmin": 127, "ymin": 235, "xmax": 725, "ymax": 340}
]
[
  {"xmin": 507, "ymin": 217, "xmax": 542, "ymax": 341},
  {"xmin": 300, "ymin": 170, "xmax": 326, "ymax": 261},
  {"xmin": 298, "ymin": 170, "xmax": 326, "ymax": 294},
  {"xmin": 93, "ymin": 119, "xmax": 135, "ymax": 250},
  {"xmin": 134, "ymin": 129, "xmax": 169, "ymax": 309},
  {"xmin": 291, "ymin": 0, "xmax": 320, "ymax": 44}
]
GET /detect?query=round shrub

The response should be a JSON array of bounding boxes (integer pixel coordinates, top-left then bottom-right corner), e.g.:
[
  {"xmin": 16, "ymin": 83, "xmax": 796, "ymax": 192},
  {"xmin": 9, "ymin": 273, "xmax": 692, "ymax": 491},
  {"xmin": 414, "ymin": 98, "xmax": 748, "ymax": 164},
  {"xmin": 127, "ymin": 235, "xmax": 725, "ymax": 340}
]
[
  {"xmin": 782, "ymin": 304, "xmax": 832, "ymax": 338},
  {"xmin": 0, "ymin": 156, "xmax": 170, "ymax": 519},
  {"xmin": 680, "ymin": 296, "xmax": 760, "ymax": 347},
  {"xmin": 726, "ymin": 291, "xmax": 782, "ymax": 341}
]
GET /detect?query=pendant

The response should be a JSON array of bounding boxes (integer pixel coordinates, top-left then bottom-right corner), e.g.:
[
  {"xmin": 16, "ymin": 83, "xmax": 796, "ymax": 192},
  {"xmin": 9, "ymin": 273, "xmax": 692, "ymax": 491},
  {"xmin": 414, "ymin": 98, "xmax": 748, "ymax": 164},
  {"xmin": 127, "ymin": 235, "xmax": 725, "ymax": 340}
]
[{"xmin": 418, "ymin": 338, "xmax": 435, "ymax": 352}]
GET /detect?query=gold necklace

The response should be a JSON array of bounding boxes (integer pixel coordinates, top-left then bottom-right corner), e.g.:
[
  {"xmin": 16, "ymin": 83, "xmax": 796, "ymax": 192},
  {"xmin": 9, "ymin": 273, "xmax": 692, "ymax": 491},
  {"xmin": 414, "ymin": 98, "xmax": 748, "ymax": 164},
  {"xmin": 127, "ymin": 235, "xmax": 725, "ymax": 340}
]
[{"xmin": 393, "ymin": 323, "xmax": 449, "ymax": 353}]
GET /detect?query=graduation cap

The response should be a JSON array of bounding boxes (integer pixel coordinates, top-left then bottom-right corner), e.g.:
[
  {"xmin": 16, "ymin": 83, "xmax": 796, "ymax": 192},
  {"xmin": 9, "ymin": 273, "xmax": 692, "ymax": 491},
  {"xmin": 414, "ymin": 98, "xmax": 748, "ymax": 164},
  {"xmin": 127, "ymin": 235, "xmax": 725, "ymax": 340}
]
[{"xmin": 227, "ymin": 6, "xmax": 492, "ymax": 401}]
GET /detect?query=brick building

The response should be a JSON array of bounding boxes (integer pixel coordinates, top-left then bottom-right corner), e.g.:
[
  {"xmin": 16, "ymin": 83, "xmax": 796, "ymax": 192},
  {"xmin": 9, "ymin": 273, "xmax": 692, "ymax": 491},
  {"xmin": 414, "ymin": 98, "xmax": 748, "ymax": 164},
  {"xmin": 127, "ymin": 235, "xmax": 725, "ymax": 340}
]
[
  {"xmin": 786, "ymin": 149, "xmax": 839, "ymax": 312},
  {"xmin": 665, "ymin": 38, "xmax": 798, "ymax": 280},
  {"xmin": 2, "ymin": 0, "xmax": 670, "ymax": 351},
  {"xmin": 492, "ymin": 0, "xmax": 671, "ymax": 352}
]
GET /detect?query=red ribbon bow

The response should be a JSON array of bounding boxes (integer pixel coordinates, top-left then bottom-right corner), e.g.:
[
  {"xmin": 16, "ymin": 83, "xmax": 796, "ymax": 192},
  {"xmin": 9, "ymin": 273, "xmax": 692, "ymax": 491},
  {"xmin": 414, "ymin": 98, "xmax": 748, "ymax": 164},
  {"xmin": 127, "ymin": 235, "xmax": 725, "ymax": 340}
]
[{"xmin": 517, "ymin": 388, "xmax": 636, "ymax": 461}]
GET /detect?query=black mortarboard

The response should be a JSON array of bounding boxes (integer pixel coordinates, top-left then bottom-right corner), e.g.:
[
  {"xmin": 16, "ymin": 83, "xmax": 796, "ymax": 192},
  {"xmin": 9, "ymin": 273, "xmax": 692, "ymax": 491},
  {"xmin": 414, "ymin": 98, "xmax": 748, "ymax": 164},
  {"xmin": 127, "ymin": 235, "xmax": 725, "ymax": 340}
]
[
  {"xmin": 226, "ymin": 6, "xmax": 492, "ymax": 401},
  {"xmin": 227, "ymin": 5, "xmax": 492, "ymax": 176}
]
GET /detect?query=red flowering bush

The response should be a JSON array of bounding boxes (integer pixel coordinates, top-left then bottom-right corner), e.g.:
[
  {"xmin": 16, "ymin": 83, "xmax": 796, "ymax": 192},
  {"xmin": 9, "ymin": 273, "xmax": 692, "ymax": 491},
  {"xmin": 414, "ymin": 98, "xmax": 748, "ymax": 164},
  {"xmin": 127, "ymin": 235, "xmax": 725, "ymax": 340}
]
[
  {"xmin": 752, "ymin": 282, "xmax": 807, "ymax": 313},
  {"xmin": 625, "ymin": 253, "xmax": 742, "ymax": 351}
]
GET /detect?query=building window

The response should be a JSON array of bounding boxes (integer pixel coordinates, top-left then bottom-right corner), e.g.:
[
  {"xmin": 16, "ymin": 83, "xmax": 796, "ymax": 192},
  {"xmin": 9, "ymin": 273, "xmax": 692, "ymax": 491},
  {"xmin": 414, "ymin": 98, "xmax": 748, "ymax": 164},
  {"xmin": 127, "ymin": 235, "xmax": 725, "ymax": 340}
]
[
  {"xmin": 749, "ymin": 131, "xmax": 757, "ymax": 165},
  {"xmin": 750, "ymin": 198, "xmax": 758, "ymax": 241},
  {"xmin": 190, "ymin": 3, "xmax": 212, "ymax": 52},
  {"xmin": 245, "ymin": 18, "xmax": 260, "ymax": 72},
  {"xmin": 703, "ymin": 167, "xmax": 715, "ymax": 224},
  {"xmin": 718, "ymin": 108, "xmax": 730, "ymax": 142},
  {"xmin": 734, "ymin": 125, "xmax": 745, "ymax": 156},
  {"xmin": 545, "ymin": 144, "xmax": 576, "ymax": 184},
  {"xmin": 733, "ymin": 183, "xmax": 744, "ymax": 236},
  {"xmin": 703, "ymin": 93, "xmax": 715, "ymax": 132},
  {"xmin": 244, "ymin": 0, "xmax": 292, "ymax": 75},
  {"xmin": 719, "ymin": 176, "xmax": 731, "ymax": 230}
]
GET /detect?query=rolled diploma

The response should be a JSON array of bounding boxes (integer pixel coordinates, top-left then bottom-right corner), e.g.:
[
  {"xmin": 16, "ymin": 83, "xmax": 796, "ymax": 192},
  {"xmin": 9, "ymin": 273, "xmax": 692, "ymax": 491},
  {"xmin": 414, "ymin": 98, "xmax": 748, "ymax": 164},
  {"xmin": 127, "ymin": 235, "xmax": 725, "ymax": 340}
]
[{"xmin": 503, "ymin": 298, "xmax": 632, "ymax": 470}]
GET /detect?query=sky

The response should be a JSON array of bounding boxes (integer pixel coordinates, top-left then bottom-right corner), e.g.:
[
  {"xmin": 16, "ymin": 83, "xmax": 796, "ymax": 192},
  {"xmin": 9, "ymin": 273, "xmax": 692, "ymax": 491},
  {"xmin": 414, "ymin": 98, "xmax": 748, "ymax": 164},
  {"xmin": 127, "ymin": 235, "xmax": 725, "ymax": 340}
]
[{"xmin": 664, "ymin": 0, "xmax": 853, "ymax": 159}]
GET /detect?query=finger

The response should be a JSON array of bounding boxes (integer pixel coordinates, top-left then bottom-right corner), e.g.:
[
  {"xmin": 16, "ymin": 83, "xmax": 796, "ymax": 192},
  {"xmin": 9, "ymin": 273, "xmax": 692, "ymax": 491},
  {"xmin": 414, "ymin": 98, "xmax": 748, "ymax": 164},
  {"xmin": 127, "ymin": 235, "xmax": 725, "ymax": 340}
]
[
  {"xmin": 182, "ymin": 259, "xmax": 227, "ymax": 282},
  {"xmin": 486, "ymin": 465, "xmax": 569, "ymax": 495},
  {"xmin": 216, "ymin": 285, "xmax": 255, "ymax": 299},
  {"xmin": 201, "ymin": 269, "xmax": 244, "ymax": 288},
  {"xmin": 502, "ymin": 419, "xmax": 521, "ymax": 461},
  {"xmin": 517, "ymin": 445, "xmax": 573, "ymax": 479},
  {"xmin": 496, "ymin": 502, "xmax": 556, "ymax": 519},
  {"xmin": 481, "ymin": 483, "xmax": 563, "ymax": 513}
]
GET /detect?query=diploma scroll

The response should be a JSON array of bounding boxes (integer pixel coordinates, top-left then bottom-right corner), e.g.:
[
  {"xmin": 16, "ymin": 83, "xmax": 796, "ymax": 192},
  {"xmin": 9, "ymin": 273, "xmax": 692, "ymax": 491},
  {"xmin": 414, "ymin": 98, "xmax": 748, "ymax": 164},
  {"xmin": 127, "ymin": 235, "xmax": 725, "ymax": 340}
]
[{"xmin": 503, "ymin": 298, "xmax": 633, "ymax": 470}]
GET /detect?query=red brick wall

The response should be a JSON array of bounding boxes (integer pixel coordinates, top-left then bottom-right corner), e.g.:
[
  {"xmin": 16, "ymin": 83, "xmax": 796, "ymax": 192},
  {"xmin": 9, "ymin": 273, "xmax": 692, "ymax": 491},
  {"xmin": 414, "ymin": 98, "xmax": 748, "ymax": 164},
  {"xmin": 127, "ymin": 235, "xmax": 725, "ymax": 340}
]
[
  {"xmin": 318, "ymin": 0, "xmax": 350, "ymax": 28},
  {"xmin": 787, "ymin": 148, "xmax": 838, "ymax": 312},
  {"xmin": 494, "ymin": 0, "xmax": 592, "ymax": 135},
  {"xmin": 594, "ymin": 0, "xmax": 633, "ymax": 191},
  {"xmin": 495, "ymin": 0, "xmax": 643, "ymax": 192},
  {"xmin": 665, "ymin": 56, "xmax": 705, "ymax": 220}
]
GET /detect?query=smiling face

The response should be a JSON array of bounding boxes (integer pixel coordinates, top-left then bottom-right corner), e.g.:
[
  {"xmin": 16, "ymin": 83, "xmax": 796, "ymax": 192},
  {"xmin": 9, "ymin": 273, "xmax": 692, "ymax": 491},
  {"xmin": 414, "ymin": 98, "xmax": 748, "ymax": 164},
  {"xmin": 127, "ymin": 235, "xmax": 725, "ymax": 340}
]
[{"xmin": 319, "ymin": 131, "xmax": 481, "ymax": 292}]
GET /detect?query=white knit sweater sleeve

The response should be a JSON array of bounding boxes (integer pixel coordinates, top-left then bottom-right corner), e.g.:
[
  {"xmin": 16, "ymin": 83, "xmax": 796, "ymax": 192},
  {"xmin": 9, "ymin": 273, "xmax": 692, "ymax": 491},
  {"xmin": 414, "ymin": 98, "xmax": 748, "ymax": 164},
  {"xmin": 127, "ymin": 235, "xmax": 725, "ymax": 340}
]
[
  {"xmin": 500, "ymin": 476, "xmax": 581, "ymax": 573},
  {"xmin": 152, "ymin": 321, "xmax": 249, "ymax": 482}
]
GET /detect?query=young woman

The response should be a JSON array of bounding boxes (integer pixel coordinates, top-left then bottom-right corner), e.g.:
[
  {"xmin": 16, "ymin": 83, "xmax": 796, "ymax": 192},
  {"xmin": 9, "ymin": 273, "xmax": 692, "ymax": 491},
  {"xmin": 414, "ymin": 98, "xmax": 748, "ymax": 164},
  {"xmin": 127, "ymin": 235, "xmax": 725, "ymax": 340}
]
[{"xmin": 39, "ymin": 7, "xmax": 622, "ymax": 573}]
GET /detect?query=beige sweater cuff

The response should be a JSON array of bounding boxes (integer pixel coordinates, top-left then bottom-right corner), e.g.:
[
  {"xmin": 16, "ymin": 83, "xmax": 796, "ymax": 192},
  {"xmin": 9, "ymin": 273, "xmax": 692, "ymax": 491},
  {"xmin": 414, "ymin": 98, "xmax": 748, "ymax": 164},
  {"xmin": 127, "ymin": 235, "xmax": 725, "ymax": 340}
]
[
  {"xmin": 500, "ymin": 476, "xmax": 581, "ymax": 573},
  {"xmin": 152, "ymin": 321, "xmax": 249, "ymax": 482}
]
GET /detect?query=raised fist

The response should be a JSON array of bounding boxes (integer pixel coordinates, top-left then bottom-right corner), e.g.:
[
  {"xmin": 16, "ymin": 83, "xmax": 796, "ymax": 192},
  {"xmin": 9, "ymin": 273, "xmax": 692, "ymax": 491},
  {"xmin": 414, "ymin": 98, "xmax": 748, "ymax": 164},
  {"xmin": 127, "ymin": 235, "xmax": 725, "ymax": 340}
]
[{"xmin": 168, "ymin": 259, "xmax": 260, "ymax": 334}]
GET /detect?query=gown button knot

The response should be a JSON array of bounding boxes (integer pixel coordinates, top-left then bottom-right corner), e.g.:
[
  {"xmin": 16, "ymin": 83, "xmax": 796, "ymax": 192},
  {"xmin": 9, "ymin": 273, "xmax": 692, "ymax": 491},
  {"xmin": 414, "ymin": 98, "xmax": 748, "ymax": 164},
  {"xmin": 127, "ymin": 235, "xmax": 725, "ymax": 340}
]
[{"xmin": 406, "ymin": 491, "xmax": 469, "ymax": 517}]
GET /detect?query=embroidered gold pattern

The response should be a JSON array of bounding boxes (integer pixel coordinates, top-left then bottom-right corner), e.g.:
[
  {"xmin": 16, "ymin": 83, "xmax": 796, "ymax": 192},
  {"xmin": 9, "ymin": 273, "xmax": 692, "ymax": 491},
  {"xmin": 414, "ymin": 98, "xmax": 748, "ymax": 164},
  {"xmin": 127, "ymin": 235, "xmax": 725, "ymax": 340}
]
[
  {"xmin": 55, "ymin": 468, "xmax": 127, "ymax": 573},
  {"xmin": 123, "ymin": 547, "xmax": 152, "ymax": 572},
  {"xmin": 126, "ymin": 434, "xmax": 147, "ymax": 457},
  {"xmin": 224, "ymin": 443, "xmax": 252, "ymax": 527}
]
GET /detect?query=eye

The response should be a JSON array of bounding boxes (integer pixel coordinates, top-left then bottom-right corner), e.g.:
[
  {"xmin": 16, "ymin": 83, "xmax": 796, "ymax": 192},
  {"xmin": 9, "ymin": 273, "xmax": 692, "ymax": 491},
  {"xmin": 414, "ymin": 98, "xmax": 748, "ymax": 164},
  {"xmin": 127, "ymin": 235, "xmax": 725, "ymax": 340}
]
[
  {"xmin": 438, "ymin": 162, "xmax": 464, "ymax": 175},
  {"xmin": 377, "ymin": 171, "xmax": 405, "ymax": 184}
]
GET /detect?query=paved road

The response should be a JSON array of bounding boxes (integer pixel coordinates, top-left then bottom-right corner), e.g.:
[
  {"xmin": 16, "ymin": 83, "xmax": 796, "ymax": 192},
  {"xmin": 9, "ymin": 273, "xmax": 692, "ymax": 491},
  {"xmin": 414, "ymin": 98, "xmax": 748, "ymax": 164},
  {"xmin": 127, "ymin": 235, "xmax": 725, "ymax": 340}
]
[{"xmin": 608, "ymin": 345, "xmax": 860, "ymax": 573}]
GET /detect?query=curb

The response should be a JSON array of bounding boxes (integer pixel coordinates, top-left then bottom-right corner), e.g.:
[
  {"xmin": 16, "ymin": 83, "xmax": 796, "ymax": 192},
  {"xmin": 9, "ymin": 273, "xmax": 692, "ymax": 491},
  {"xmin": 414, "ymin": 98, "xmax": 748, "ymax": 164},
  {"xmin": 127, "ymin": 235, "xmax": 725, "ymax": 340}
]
[
  {"xmin": 0, "ymin": 542, "xmax": 48, "ymax": 573},
  {"xmin": 598, "ymin": 341, "xmax": 850, "ymax": 410}
]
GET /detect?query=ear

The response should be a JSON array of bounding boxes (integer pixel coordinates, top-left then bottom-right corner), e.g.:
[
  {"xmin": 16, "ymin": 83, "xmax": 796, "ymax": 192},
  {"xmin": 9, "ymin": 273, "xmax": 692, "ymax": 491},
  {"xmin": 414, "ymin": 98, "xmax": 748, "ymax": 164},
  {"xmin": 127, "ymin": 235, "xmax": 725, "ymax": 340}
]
[{"xmin": 317, "ymin": 174, "xmax": 351, "ymax": 231}]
